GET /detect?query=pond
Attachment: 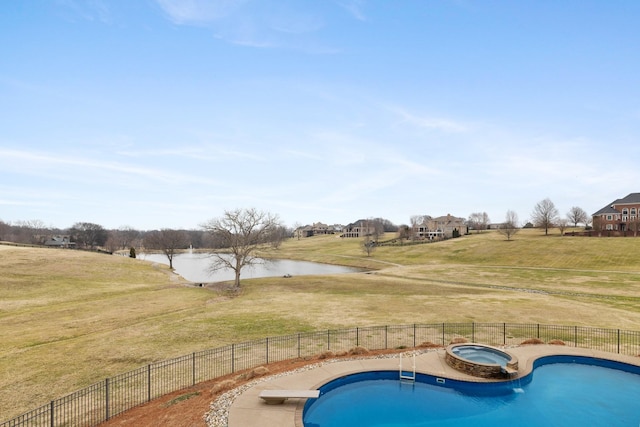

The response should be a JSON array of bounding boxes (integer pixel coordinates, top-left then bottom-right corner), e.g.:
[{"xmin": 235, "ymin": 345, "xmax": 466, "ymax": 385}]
[{"xmin": 139, "ymin": 252, "xmax": 363, "ymax": 283}]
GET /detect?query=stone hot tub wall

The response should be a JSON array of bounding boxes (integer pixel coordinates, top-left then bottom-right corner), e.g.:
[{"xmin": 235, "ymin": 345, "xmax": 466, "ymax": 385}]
[{"xmin": 445, "ymin": 344, "xmax": 519, "ymax": 379}]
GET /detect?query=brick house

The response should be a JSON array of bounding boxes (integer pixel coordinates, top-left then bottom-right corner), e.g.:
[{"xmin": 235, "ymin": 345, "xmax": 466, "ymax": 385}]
[{"xmin": 592, "ymin": 193, "xmax": 640, "ymax": 233}]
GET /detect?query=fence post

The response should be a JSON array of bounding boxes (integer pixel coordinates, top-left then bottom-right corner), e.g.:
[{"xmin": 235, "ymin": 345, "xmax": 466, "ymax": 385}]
[
  {"xmin": 356, "ymin": 327, "xmax": 359, "ymax": 347},
  {"xmin": 232, "ymin": 344, "xmax": 235, "ymax": 373},
  {"xmin": 327, "ymin": 330, "xmax": 331, "ymax": 350},
  {"xmin": 385, "ymin": 325, "xmax": 388, "ymax": 349},
  {"xmin": 574, "ymin": 326, "xmax": 578, "ymax": 347},
  {"xmin": 472, "ymin": 322, "xmax": 475, "ymax": 342},
  {"xmin": 442, "ymin": 323, "xmax": 445, "ymax": 346},
  {"xmin": 192, "ymin": 353, "xmax": 196, "ymax": 386},
  {"xmin": 105, "ymin": 378, "xmax": 110, "ymax": 421},
  {"xmin": 537, "ymin": 324, "xmax": 540, "ymax": 339},
  {"xmin": 618, "ymin": 329, "xmax": 621, "ymax": 353},
  {"xmin": 147, "ymin": 365, "xmax": 152, "ymax": 402},
  {"xmin": 266, "ymin": 338, "xmax": 269, "ymax": 364},
  {"xmin": 503, "ymin": 323, "xmax": 506, "ymax": 345},
  {"xmin": 413, "ymin": 324, "xmax": 416, "ymax": 347},
  {"xmin": 50, "ymin": 400, "xmax": 54, "ymax": 427},
  {"xmin": 297, "ymin": 333, "xmax": 301, "ymax": 358}
]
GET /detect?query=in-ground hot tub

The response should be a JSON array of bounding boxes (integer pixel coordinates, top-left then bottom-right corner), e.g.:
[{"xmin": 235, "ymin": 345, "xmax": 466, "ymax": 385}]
[{"xmin": 445, "ymin": 343, "xmax": 518, "ymax": 379}]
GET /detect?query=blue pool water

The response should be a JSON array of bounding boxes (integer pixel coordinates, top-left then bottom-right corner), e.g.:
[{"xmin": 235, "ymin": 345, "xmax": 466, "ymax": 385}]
[{"xmin": 303, "ymin": 356, "xmax": 640, "ymax": 427}]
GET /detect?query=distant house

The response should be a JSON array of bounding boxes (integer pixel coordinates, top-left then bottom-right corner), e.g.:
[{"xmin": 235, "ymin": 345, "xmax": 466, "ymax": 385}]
[
  {"xmin": 413, "ymin": 214, "xmax": 467, "ymax": 240},
  {"xmin": 341, "ymin": 219, "xmax": 377, "ymax": 238},
  {"xmin": 293, "ymin": 222, "xmax": 340, "ymax": 238},
  {"xmin": 44, "ymin": 235, "xmax": 75, "ymax": 248},
  {"xmin": 294, "ymin": 226, "xmax": 314, "ymax": 239},
  {"xmin": 311, "ymin": 222, "xmax": 334, "ymax": 235},
  {"xmin": 592, "ymin": 193, "xmax": 640, "ymax": 232}
]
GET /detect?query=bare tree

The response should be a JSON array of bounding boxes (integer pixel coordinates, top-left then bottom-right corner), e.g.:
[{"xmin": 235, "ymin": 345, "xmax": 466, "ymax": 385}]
[
  {"xmin": 397, "ymin": 224, "xmax": 410, "ymax": 243},
  {"xmin": 201, "ymin": 208, "xmax": 282, "ymax": 289},
  {"xmin": 498, "ymin": 210, "xmax": 520, "ymax": 241},
  {"xmin": 409, "ymin": 215, "xmax": 423, "ymax": 241},
  {"xmin": 628, "ymin": 216, "xmax": 640, "ymax": 237},
  {"xmin": 592, "ymin": 216, "xmax": 604, "ymax": 237},
  {"xmin": 69, "ymin": 222, "xmax": 108, "ymax": 249},
  {"xmin": 0, "ymin": 219, "xmax": 9, "ymax": 241},
  {"xmin": 567, "ymin": 206, "xmax": 588, "ymax": 228},
  {"xmin": 104, "ymin": 236, "xmax": 120, "ymax": 253},
  {"xmin": 267, "ymin": 225, "xmax": 289, "ymax": 249},
  {"xmin": 362, "ymin": 218, "xmax": 379, "ymax": 257},
  {"xmin": 113, "ymin": 226, "xmax": 140, "ymax": 250},
  {"xmin": 292, "ymin": 222, "xmax": 302, "ymax": 240},
  {"xmin": 468, "ymin": 212, "xmax": 490, "ymax": 233},
  {"xmin": 16, "ymin": 219, "xmax": 49, "ymax": 244},
  {"xmin": 370, "ymin": 217, "xmax": 398, "ymax": 233},
  {"xmin": 557, "ymin": 218, "xmax": 569, "ymax": 235},
  {"xmin": 531, "ymin": 198, "xmax": 559, "ymax": 235},
  {"xmin": 143, "ymin": 229, "xmax": 189, "ymax": 269}
]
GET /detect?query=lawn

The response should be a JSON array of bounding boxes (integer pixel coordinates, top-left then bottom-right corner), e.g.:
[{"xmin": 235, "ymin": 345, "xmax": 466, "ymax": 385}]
[{"xmin": 1, "ymin": 229, "xmax": 640, "ymax": 420}]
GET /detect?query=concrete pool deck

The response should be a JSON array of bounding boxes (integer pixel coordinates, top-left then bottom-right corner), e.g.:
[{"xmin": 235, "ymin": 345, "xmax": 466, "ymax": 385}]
[{"xmin": 227, "ymin": 345, "xmax": 640, "ymax": 427}]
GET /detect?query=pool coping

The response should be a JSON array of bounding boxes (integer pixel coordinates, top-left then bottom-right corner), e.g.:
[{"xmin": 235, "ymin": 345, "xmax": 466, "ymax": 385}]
[{"xmin": 226, "ymin": 345, "xmax": 640, "ymax": 427}]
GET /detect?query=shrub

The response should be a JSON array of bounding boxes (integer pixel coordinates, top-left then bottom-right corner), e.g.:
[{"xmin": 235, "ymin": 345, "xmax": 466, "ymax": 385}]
[
  {"xmin": 520, "ymin": 338, "xmax": 545, "ymax": 345},
  {"xmin": 349, "ymin": 346, "xmax": 370, "ymax": 355},
  {"xmin": 252, "ymin": 366, "xmax": 270, "ymax": 377},
  {"xmin": 418, "ymin": 341, "xmax": 442, "ymax": 348},
  {"xmin": 211, "ymin": 379, "xmax": 236, "ymax": 395},
  {"xmin": 317, "ymin": 350, "xmax": 334, "ymax": 359}
]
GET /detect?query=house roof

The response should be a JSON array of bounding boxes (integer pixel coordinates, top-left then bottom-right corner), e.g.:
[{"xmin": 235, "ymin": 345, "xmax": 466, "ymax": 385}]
[
  {"xmin": 346, "ymin": 219, "xmax": 369, "ymax": 228},
  {"xmin": 592, "ymin": 205, "xmax": 620, "ymax": 216},
  {"xmin": 418, "ymin": 214, "xmax": 464, "ymax": 225},
  {"xmin": 612, "ymin": 193, "xmax": 640, "ymax": 205},
  {"xmin": 44, "ymin": 236, "xmax": 74, "ymax": 246},
  {"xmin": 432, "ymin": 214, "xmax": 465, "ymax": 223},
  {"xmin": 593, "ymin": 193, "xmax": 640, "ymax": 216}
]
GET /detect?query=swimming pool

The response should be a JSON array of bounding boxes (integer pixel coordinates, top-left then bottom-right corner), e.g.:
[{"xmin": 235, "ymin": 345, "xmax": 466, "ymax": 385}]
[{"xmin": 303, "ymin": 356, "xmax": 640, "ymax": 427}]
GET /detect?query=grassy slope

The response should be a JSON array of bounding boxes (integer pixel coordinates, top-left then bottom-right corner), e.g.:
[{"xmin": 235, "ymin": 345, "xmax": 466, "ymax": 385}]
[{"xmin": 2, "ymin": 229, "xmax": 640, "ymax": 419}]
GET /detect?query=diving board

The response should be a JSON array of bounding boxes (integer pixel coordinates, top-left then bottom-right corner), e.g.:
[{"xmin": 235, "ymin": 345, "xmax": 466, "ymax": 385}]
[{"xmin": 259, "ymin": 389, "xmax": 320, "ymax": 404}]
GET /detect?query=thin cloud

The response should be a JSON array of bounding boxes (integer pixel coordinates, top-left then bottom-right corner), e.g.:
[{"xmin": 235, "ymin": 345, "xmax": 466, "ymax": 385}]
[
  {"xmin": 281, "ymin": 149, "xmax": 324, "ymax": 161},
  {"xmin": 154, "ymin": 0, "xmax": 245, "ymax": 25},
  {"xmin": 56, "ymin": 0, "xmax": 112, "ymax": 24},
  {"xmin": 336, "ymin": 0, "xmax": 367, "ymax": 21},
  {"xmin": 117, "ymin": 144, "xmax": 262, "ymax": 162},
  {"xmin": 390, "ymin": 106, "xmax": 469, "ymax": 133},
  {"xmin": 0, "ymin": 148, "xmax": 222, "ymax": 187},
  {"xmin": 154, "ymin": 0, "xmax": 342, "ymax": 52}
]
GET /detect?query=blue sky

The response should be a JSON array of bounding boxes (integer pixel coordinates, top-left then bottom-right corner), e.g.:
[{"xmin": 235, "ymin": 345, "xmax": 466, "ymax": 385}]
[{"xmin": 1, "ymin": 1, "xmax": 639, "ymax": 230}]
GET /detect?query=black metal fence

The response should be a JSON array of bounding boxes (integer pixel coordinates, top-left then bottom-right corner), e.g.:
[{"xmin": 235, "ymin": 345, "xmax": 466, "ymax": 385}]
[{"xmin": 3, "ymin": 322, "xmax": 640, "ymax": 427}]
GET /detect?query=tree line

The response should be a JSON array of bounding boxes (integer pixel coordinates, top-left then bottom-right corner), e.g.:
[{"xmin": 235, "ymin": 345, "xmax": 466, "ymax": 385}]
[
  {"xmin": 1, "ymin": 200, "xmax": 593, "ymax": 251},
  {"xmin": 469, "ymin": 199, "xmax": 591, "ymax": 241},
  {"xmin": 1, "ymin": 202, "xmax": 593, "ymax": 287},
  {"xmin": 0, "ymin": 209, "xmax": 288, "ymax": 289}
]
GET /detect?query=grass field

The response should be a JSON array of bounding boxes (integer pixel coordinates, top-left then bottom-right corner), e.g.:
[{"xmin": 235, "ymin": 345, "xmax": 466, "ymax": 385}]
[{"xmin": 2, "ymin": 229, "xmax": 640, "ymax": 420}]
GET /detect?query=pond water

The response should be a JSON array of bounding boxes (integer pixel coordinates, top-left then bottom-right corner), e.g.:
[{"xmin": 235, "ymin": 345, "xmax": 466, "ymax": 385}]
[{"xmin": 139, "ymin": 252, "xmax": 362, "ymax": 283}]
